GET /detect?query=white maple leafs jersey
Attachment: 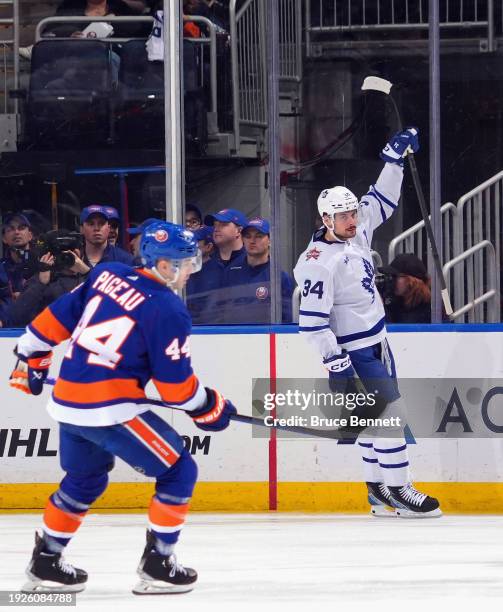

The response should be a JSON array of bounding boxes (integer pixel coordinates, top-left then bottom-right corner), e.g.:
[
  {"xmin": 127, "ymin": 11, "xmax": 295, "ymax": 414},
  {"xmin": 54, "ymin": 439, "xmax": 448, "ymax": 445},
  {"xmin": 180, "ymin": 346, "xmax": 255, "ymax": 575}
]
[{"xmin": 293, "ymin": 163, "xmax": 403, "ymax": 361}]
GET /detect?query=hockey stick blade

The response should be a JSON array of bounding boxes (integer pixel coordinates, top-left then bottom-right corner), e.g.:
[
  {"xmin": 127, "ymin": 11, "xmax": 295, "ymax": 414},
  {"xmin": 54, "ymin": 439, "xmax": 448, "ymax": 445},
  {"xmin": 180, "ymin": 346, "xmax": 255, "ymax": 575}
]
[
  {"xmin": 361, "ymin": 76, "xmax": 393, "ymax": 95},
  {"xmin": 44, "ymin": 378, "xmax": 345, "ymax": 440}
]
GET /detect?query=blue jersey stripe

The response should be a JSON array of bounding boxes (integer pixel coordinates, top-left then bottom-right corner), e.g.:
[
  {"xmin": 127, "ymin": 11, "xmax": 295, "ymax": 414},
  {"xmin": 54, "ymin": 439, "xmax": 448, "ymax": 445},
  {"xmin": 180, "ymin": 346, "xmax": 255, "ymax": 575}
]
[
  {"xmin": 372, "ymin": 185, "xmax": 398, "ymax": 209},
  {"xmin": 337, "ymin": 317, "xmax": 385, "ymax": 344},
  {"xmin": 299, "ymin": 310, "xmax": 330, "ymax": 318},
  {"xmin": 378, "ymin": 461, "xmax": 410, "ymax": 469},
  {"xmin": 362, "ymin": 457, "xmax": 378, "ymax": 464},
  {"xmin": 374, "ymin": 444, "xmax": 407, "ymax": 454},
  {"xmin": 299, "ymin": 324, "xmax": 331, "ymax": 332}
]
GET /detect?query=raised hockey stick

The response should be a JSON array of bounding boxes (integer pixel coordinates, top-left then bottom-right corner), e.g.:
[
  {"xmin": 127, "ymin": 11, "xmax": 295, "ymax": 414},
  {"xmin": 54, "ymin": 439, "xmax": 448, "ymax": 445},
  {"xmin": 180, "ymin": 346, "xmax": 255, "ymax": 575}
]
[
  {"xmin": 44, "ymin": 377, "xmax": 345, "ymax": 440},
  {"xmin": 361, "ymin": 76, "xmax": 454, "ymax": 318}
]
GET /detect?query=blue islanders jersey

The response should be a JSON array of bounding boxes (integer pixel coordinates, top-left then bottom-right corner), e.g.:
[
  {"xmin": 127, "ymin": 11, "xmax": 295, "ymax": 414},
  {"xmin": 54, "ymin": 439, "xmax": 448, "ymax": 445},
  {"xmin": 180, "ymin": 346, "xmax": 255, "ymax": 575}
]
[{"xmin": 17, "ymin": 262, "xmax": 206, "ymax": 426}]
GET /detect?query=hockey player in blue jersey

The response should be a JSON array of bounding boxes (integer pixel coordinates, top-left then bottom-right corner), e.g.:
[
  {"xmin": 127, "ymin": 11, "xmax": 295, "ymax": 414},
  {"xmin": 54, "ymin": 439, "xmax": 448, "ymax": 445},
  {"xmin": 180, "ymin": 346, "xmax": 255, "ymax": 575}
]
[
  {"xmin": 9, "ymin": 221, "xmax": 237, "ymax": 595},
  {"xmin": 294, "ymin": 127, "xmax": 441, "ymax": 518}
]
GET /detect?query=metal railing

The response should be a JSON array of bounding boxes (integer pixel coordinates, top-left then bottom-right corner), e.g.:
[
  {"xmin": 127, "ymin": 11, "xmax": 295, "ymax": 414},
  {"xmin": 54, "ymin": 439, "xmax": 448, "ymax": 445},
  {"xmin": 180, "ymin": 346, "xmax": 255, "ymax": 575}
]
[
  {"xmin": 388, "ymin": 202, "xmax": 459, "ymax": 264},
  {"xmin": 229, "ymin": 0, "xmax": 302, "ymax": 151},
  {"xmin": 443, "ymin": 240, "xmax": 499, "ymax": 322},
  {"xmin": 456, "ymin": 169, "xmax": 502, "ymax": 314},
  {"xmin": 279, "ymin": 0, "xmax": 303, "ymax": 82},
  {"xmin": 306, "ymin": 0, "xmax": 497, "ymax": 54},
  {"xmin": 35, "ymin": 15, "xmax": 218, "ymax": 118},
  {"xmin": 230, "ymin": 0, "xmax": 268, "ymax": 151},
  {"xmin": 0, "ymin": 0, "xmax": 19, "ymax": 114}
]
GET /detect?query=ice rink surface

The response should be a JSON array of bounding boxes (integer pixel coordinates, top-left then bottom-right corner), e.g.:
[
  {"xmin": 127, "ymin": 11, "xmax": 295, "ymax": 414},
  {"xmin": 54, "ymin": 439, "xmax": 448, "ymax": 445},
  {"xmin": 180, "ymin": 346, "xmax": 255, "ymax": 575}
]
[{"xmin": 1, "ymin": 513, "xmax": 503, "ymax": 611}]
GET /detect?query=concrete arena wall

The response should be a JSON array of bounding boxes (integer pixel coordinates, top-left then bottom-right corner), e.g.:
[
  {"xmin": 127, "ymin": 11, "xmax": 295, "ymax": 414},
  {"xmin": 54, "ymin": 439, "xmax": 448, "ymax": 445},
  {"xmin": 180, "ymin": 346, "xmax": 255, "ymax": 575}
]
[{"xmin": 1, "ymin": 325, "xmax": 503, "ymax": 513}]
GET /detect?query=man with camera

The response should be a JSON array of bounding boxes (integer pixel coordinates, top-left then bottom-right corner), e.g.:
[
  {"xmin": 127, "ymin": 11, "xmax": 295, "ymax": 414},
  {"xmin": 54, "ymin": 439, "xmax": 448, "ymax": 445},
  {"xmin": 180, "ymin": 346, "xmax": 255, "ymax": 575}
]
[
  {"xmin": 0, "ymin": 230, "xmax": 90, "ymax": 328},
  {"xmin": 80, "ymin": 205, "xmax": 133, "ymax": 268},
  {"xmin": 1, "ymin": 212, "xmax": 35, "ymax": 297}
]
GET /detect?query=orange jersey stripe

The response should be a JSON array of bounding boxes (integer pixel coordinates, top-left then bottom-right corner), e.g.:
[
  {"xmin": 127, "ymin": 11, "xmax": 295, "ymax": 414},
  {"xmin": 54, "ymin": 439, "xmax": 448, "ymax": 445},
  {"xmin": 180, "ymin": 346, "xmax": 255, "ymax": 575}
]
[
  {"xmin": 54, "ymin": 378, "xmax": 146, "ymax": 404},
  {"xmin": 124, "ymin": 416, "xmax": 180, "ymax": 466},
  {"xmin": 148, "ymin": 497, "xmax": 189, "ymax": 528},
  {"xmin": 43, "ymin": 499, "xmax": 86, "ymax": 535},
  {"xmin": 153, "ymin": 374, "xmax": 198, "ymax": 404},
  {"xmin": 31, "ymin": 308, "xmax": 71, "ymax": 345}
]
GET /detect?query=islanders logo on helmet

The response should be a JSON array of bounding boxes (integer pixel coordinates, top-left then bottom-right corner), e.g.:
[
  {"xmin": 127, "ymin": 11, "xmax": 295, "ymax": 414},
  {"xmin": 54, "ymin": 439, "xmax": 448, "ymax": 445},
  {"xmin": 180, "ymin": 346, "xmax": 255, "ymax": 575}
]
[
  {"xmin": 155, "ymin": 229, "xmax": 169, "ymax": 243},
  {"xmin": 139, "ymin": 221, "xmax": 198, "ymax": 268}
]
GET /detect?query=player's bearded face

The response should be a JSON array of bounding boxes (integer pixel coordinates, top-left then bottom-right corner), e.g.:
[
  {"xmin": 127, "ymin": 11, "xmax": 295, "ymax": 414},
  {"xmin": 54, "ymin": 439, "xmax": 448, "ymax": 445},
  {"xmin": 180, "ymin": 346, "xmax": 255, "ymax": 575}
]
[{"xmin": 332, "ymin": 210, "xmax": 358, "ymax": 239}]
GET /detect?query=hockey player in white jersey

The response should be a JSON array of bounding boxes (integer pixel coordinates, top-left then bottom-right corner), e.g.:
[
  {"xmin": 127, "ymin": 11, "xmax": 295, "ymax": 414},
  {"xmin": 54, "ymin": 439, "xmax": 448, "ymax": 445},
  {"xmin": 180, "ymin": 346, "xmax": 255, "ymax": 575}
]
[{"xmin": 294, "ymin": 127, "xmax": 441, "ymax": 518}]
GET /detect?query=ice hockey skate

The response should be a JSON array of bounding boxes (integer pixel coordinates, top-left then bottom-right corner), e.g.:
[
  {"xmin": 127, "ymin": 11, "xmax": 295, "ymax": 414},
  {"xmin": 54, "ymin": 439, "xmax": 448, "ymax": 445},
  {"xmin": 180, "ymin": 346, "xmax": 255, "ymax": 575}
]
[
  {"xmin": 22, "ymin": 532, "xmax": 88, "ymax": 593},
  {"xmin": 133, "ymin": 530, "xmax": 198, "ymax": 595},
  {"xmin": 366, "ymin": 482, "xmax": 397, "ymax": 517},
  {"xmin": 388, "ymin": 483, "xmax": 442, "ymax": 518}
]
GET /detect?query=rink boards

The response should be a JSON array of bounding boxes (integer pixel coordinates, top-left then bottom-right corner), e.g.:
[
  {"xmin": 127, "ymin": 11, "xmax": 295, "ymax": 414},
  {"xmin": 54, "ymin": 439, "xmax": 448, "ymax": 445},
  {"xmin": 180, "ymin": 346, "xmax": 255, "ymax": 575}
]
[{"xmin": 1, "ymin": 324, "xmax": 503, "ymax": 513}]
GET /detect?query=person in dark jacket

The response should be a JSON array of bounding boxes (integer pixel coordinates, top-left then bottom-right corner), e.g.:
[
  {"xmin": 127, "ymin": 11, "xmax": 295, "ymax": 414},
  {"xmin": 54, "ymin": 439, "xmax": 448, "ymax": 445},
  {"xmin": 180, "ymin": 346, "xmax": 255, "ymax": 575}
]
[
  {"xmin": 80, "ymin": 205, "xmax": 133, "ymax": 269},
  {"xmin": 378, "ymin": 253, "xmax": 432, "ymax": 323},
  {"xmin": 0, "ymin": 247, "xmax": 89, "ymax": 328}
]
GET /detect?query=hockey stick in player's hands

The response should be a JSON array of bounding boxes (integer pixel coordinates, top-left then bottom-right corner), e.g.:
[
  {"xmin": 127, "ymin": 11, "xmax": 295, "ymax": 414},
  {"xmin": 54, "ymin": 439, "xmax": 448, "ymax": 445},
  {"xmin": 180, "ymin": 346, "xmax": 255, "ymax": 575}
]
[
  {"xmin": 361, "ymin": 76, "xmax": 454, "ymax": 318},
  {"xmin": 44, "ymin": 377, "xmax": 346, "ymax": 440}
]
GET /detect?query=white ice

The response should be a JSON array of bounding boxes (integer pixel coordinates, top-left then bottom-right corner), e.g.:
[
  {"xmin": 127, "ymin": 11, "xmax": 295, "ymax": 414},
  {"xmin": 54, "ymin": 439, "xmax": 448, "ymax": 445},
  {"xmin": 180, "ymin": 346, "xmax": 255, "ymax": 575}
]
[{"xmin": 1, "ymin": 513, "xmax": 503, "ymax": 611}]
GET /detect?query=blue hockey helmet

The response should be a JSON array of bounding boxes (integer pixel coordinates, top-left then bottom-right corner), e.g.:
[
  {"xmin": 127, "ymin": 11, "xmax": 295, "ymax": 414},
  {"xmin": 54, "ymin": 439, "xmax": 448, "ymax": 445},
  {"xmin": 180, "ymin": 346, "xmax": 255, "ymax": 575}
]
[{"xmin": 139, "ymin": 221, "xmax": 201, "ymax": 273}]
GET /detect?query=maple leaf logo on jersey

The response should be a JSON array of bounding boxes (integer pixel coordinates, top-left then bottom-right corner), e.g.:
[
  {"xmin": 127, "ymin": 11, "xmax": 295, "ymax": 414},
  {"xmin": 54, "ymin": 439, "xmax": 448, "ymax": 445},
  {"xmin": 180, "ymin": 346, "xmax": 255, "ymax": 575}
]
[
  {"xmin": 361, "ymin": 257, "xmax": 376, "ymax": 303},
  {"xmin": 154, "ymin": 229, "xmax": 168, "ymax": 242},
  {"xmin": 306, "ymin": 247, "xmax": 321, "ymax": 261}
]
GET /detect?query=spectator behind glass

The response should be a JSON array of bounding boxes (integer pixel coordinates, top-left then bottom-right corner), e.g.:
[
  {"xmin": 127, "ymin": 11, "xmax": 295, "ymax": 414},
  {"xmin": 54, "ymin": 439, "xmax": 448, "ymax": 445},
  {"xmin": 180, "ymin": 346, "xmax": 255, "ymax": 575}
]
[
  {"xmin": 104, "ymin": 206, "xmax": 120, "ymax": 246},
  {"xmin": 187, "ymin": 210, "xmax": 247, "ymax": 324},
  {"xmin": 223, "ymin": 217, "xmax": 294, "ymax": 323},
  {"xmin": 378, "ymin": 253, "xmax": 432, "ymax": 324},
  {"xmin": 127, "ymin": 217, "xmax": 160, "ymax": 256},
  {"xmin": 0, "ymin": 233, "xmax": 89, "ymax": 328},
  {"xmin": 1, "ymin": 213, "xmax": 35, "ymax": 297},
  {"xmin": 183, "ymin": 0, "xmax": 202, "ymax": 37},
  {"xmin": 52, "ymin": 0, "xmax": 147, "ymax": 37},
  {"xmin": 185, "ymin": 203, "xmax": 203, "ymax": 231},
  {"xmin": 0, "ymin": 261, "xmax": 13, "ymax": 325},
  {"xmin": 204, "ymin": 208, "xmax": 246, "ymax": 271},
  {"xmin": 80, "ymin": 205, "xmax": 133, "ymax": 269},
  {"xmin": 194, "ymin": 225, "xmax": 214, "ymax": 263}
]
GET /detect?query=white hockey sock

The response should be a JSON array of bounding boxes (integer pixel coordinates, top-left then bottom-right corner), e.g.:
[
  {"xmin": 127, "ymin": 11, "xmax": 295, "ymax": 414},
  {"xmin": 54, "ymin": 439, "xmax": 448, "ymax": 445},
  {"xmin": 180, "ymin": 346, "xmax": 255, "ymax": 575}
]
[
  {"xmin": 358, "ymin": 438, "xmax": 382, "ymax": 482},
  {"xmin": 373, "ymin": 437, "xmax": 410, "ymax": 487}
]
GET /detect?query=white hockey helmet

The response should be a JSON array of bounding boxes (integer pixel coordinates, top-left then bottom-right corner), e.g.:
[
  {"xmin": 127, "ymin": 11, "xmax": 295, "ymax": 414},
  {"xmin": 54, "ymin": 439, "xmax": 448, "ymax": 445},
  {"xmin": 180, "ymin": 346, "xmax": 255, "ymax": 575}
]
[{"xmin": 317, "ymin": 186, "xmax": 359, "ymax": 219}]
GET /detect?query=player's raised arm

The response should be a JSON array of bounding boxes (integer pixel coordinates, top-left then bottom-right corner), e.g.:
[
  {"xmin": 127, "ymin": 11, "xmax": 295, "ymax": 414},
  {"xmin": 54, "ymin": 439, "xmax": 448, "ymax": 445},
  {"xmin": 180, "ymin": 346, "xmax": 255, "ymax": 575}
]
[{"xmin": 359, "ymin": 127, "xmax": 419, "ymax": 233}]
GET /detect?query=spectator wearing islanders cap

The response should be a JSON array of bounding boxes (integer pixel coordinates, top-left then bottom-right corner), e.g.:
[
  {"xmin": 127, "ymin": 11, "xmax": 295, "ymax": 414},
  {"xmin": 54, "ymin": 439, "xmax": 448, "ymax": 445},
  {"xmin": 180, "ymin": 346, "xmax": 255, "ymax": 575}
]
[
  {"xmin": 194, "ymin": 225, "xmax": 214, "ymax": 264},
  {"xmin": 80, "ymin": 205, "xmax": 133, "ymax": 271},
  {"xmin": 104, "ymin": 206, "xmax": 120, "ymax": 247},
  {"xmin": 223, "ymin": 217, "xmax": 295, "ymax": 323},
  {"xmin": 378, "ymin": 253, "xmax": 432, "ymax": 323},
  {"xmin": 1, "ymin": 212, "xmax": 35, "ymax": 296},
  {"xmin": 127, "ymin": 217, "xmax": 161, "ymax": 257},
  {"xmin": 202, "ymin": 208, "xmax": 247, "ymax": 291},
  {"xmin": 185, "ymin": 225, "xmax": 215, "ymax": 322}
]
